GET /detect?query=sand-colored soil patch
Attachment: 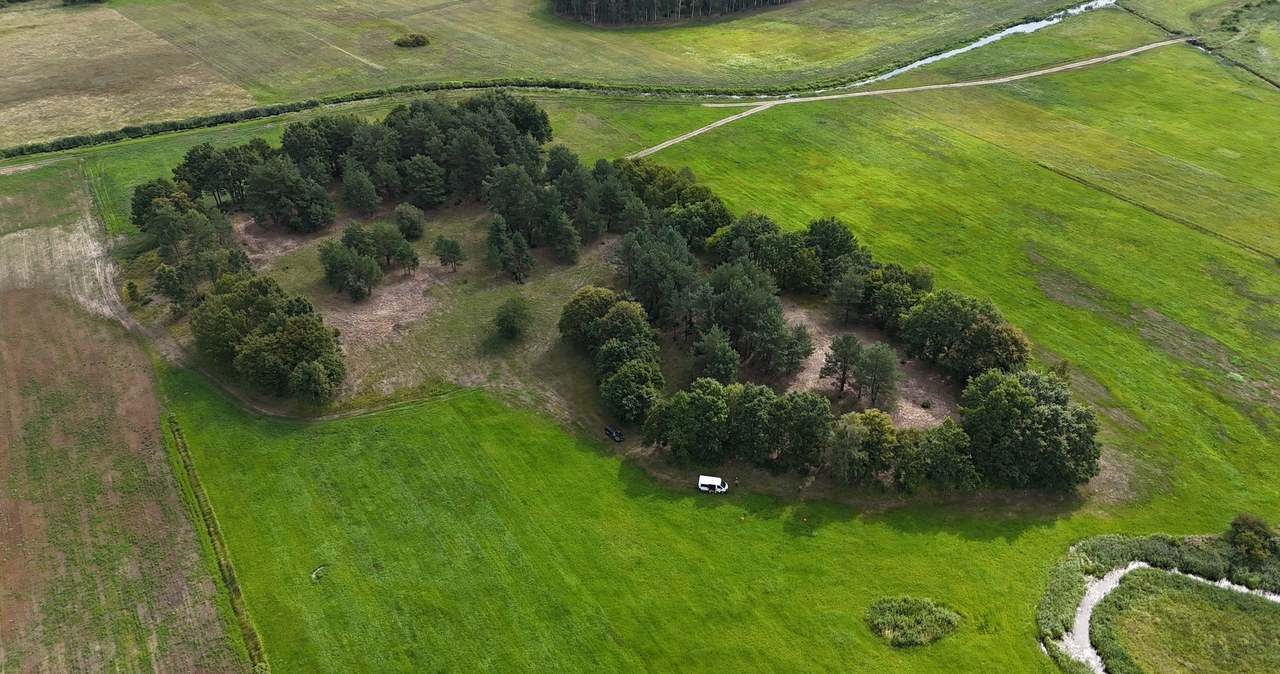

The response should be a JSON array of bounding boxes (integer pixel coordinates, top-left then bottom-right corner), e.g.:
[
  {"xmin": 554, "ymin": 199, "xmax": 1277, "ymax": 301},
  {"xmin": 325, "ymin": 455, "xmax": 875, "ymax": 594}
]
[{"xmin": 781, "ymin": 298, "xmax": 957, "ymax": 428}]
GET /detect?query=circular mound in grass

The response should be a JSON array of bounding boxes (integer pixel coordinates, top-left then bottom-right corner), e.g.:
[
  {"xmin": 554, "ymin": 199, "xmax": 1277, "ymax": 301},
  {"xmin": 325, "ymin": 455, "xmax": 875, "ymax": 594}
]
[{"xmin": 865, "ymin": 596, "xmax": 961, "ymax": 647}]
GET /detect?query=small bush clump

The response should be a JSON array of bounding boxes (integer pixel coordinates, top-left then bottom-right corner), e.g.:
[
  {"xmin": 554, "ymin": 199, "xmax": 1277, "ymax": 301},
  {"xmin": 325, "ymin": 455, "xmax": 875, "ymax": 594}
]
[
  {"xmin": 865, "ymin": 596, "xmax": 960, "ymax": 647},
  {"xmin": 394, "ymin": 33, "xmax": 430, "ymax": 48}
]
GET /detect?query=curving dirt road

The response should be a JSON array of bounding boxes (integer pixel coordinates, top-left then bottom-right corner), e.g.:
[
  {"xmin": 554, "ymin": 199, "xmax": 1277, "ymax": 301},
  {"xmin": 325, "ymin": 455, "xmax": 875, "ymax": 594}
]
[
  {"xmin": 629, "ymin": 39, "xmax": 1186, "ymax": 159},
  {"xmin": 1059, "ymin": 561, "xmax": 1280, "ymax": 673}
]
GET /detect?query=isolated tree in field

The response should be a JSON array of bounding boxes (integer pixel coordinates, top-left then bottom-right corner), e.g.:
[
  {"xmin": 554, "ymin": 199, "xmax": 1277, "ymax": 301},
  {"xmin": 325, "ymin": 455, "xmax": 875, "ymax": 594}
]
[
  {"xmin": 394, "ymin": 203, "xmax": 426, "ymax": 240},
  {"xmin": 960, "ymin": 369, "xmax": 1099, "ymax": 490},
  {"xmin": 493, "ymin": 296, "xmax": 533, "ymax": 340},
  {"xmin": 831, "ymin": 268, "xmax": 866, "ymax": 323},
  {"xmin": 505, "ymin": 233, "xmax": 535, "ymax": 283},
  {"xmin": 432, "ymin": 235, "xmax": 466, "ymax": 272},
  {"xmin": 343, "ymin": 165, "xmax": 380, "ymax": 215},
  {"xmin": 855, "ymin": 342, "xmax": 901, "ymax": 410},
  {"xmin": 820, "ymin": 333, "xmax": 863, "ymax": 397},
  {"xmin": 400, "ymin": 154, "xmax": 447, "ymax": 208},
  {"xmin": 558, "ymin": 286, "xmax": 619, "ymax": 348},
  {"xmin": 693, "ymin": 325, "xmax": 739, "ymax": 384},
  {"xmin": 125, "ymin": 281, "xmax": 142, "ymax": 305}
]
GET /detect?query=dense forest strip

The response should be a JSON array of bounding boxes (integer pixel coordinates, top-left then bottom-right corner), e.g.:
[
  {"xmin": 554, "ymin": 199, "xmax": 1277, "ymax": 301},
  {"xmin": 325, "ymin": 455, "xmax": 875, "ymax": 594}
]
[{"xmin": 550, "ymin": 0, "xmax": 795, "ymax": 25}]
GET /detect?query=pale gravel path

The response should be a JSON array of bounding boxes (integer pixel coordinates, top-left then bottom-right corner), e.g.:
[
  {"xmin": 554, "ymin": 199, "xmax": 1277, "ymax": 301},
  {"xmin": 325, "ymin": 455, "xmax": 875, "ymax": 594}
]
[
  {"xmin": 628, "ymin": 39, "xmax": 1186, "ymax": 159},
  {"xmin": 1058, "ymin": 561, "xmax": 1280, "ymax": 673}
]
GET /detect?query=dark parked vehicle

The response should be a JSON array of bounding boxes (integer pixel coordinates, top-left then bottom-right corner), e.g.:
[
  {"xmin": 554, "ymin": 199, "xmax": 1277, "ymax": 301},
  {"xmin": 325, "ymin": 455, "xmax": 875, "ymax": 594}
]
[{"xmin": 604, "ymin": 426, "xmax": 624, "ymax": 442}]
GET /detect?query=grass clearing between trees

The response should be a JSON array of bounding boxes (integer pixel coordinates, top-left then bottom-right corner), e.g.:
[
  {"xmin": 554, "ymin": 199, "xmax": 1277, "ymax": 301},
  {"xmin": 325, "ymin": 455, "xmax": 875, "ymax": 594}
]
[{"xmin": 1093, "ymin": 567, "xmax": 1280, "ymax": 673}]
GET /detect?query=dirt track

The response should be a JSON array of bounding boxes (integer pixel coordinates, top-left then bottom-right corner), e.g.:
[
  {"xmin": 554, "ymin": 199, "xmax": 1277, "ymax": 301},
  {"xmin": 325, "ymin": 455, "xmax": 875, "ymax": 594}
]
[{"xmin": 629, "ymin": 39, "xmax": 1186, "ymax": 158}]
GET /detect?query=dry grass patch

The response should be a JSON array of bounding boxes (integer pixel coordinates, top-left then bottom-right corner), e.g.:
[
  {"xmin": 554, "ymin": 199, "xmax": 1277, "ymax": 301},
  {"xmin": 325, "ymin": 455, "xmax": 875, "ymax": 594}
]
[
  {"xmin": 0, "ymin": 1, "xmax": 254, "ymax": 146},
  {"xmin": 0, "ymin": 289, "xmax": 241, "ymax": 671}
]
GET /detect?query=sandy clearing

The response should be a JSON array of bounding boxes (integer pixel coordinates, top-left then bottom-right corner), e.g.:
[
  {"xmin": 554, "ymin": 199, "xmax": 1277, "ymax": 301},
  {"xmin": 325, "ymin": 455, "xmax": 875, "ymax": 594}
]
[{"xmin": 780, "ymin": 299, "xmax": 957, "ymax": 428}]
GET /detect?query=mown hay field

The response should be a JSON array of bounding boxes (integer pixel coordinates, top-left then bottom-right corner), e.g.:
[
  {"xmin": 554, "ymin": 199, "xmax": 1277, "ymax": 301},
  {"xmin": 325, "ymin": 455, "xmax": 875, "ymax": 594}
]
[
  {"xmin": 0, "ymin": 0, "xmax": 254, "ymax": 147},
  {"xmin": 2, "ymin": 0, "xmax": 1072, "ymax": 144}
]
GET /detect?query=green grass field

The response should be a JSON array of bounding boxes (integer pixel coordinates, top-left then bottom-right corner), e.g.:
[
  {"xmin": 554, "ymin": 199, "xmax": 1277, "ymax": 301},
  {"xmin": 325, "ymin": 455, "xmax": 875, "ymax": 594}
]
[
  {"xmin": 0, "ymin": 0, "xmax": 1075, "ymax": 144},
  {"xmin": 651, "ymin": 42, "xmax": 1280, "ymax": 520},
  {"xmin": 865, "ymin": 7, "xmax": 1171, "ymax": 89},
  {"xmin": 112, "ymin": 0, "xmax": 1072, "ymax": 98},
  {"xmin": 1093, "ymin": 568, "xmax": 1280, "ymax": 673},
  {"xmin": 165, "ymin": 366, "xmax": 1108, "ymax": 674},
  {"xmin": 9, "ymin": 5, "xmax": 1280, "ymax": 671}
]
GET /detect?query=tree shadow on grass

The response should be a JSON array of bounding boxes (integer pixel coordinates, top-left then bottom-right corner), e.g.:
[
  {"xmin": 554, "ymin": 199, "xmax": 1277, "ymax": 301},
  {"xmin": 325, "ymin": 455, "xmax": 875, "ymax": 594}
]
[{"xmin": 611, "ymin": 443, "xmax": 1084, "ymax": 543}]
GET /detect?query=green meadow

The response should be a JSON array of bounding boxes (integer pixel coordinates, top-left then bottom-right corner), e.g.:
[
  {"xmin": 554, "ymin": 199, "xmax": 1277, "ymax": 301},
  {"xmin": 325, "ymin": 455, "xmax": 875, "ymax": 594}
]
[
  {"xmin": 165, "ymin": 367, "xmax": 1098, "ymax": 674},
  {"xmin": 651, "ymin": 42, "xmax": 1280, "ymax": 522},
  {"xmin": 1094, "ymin": 568, "xmax": 1280, "ymax": 673},
  {"xmin": 111, "ymin": 0, "xmax": 1072, "ymax": 100},
  {"xmin": 8, "ymin": 4, "xmax": 1280, "ymax": 670}
]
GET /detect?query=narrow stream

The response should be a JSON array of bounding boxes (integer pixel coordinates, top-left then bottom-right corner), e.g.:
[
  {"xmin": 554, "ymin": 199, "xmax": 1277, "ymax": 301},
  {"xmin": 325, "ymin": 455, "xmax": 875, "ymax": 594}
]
[{"xmin": 815, "ymin": 0, "xmax": 1119, "ymax": 93}]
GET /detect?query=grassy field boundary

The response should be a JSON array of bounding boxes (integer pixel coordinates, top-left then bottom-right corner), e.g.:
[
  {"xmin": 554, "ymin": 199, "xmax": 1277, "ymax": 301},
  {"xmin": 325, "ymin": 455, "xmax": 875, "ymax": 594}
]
[
  {"xmin": 1037, "ymin": 533, "xmax": 1280, "ymax": 672},
  {"xmin": 165, "ymin": 411, "xmax": 270, "ymax": 670},
  {"xmin": 1028, "ymin": 158, "xmax": 1280, "ymax": 261},
  {"xmin": 0, "ymin": 1, "xmax": 1109, "ymax": 162}
]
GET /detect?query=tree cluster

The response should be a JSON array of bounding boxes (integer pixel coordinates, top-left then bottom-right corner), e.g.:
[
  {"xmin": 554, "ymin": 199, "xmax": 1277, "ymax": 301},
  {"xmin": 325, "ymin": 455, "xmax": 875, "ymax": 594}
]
[
  {"xmin": 191, "ymin": 274, "xmax": 346, "ymax": 401},
  {"xmin": 645, "ymin": 378, "xmax": 831, "ymax": 471},
  {"xmin": 130, "ymin": 177, "xmax": 249, "ymax": 309},
  {"xmin": 318, "ymin": 222, "xmax": 419, "ymax": 301},
  {"xmin": 558, "ymin": 286, "xmax": 665, "ymax": 424},
  {"xmin": 819, "ymin": 334, "xmax": 900, "ymax": 409},
  {"xmin": 568, "ymin": 159, "xmax": 1098, "ymax": 492},
  {"xmin": 551, "ymin": 0, "xmax": 795, "ymax": 24},
  {"xmin": 759, "ymin": 367, "xmax": 1101, "ymax": 493},
  {"xmin": 1226, "ymin": 512, "xmax": 1278, "ymax": 563}
]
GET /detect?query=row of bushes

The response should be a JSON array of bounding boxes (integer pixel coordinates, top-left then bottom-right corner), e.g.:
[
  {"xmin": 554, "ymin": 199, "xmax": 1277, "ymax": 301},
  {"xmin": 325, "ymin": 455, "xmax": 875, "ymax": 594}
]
[
  {"xmin": 166, "ymin": 416, "xmax": 268, "ymax": 670},
  {"xmin": 0, "ymin": 100, "xmax": 322, "ymax": 159},
  {"xmin": 1037, "ymin": 515, "xmax": 1280, "ymax": 672}
]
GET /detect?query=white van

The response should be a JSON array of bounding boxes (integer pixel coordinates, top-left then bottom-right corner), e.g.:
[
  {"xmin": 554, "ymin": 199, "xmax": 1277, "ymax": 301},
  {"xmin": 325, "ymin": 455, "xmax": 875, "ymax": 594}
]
[{"xmin": 698, "ymin": 475, "xmax": 729, "ymax": 494}]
